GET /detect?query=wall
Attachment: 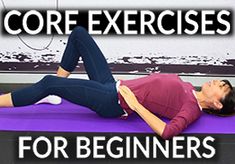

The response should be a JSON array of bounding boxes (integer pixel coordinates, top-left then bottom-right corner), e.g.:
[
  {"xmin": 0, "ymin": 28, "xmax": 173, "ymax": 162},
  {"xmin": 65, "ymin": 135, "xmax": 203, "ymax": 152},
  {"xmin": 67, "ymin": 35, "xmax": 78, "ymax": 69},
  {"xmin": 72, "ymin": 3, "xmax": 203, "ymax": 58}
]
[{"xmin": 0, "ymin": 0, "xmax": 234, "ymax": 85}]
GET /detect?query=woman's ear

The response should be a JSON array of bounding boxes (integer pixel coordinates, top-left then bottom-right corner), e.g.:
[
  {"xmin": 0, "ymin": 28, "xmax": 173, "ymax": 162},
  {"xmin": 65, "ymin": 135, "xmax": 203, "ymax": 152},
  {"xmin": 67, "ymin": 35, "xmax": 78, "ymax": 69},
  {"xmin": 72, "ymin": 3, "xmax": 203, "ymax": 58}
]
[{"xmin": 213, "ymin": 100, "xmax": 223, "ymax": 110}]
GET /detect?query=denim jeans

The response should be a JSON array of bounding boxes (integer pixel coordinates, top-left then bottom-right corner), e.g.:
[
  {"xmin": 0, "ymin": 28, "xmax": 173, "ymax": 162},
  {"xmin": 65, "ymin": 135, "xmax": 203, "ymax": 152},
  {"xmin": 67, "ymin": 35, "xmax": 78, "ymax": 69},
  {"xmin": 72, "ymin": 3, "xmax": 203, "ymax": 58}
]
[{"xmin": 11, "ymin": 26, "xmax": 125, "ymax": 118}]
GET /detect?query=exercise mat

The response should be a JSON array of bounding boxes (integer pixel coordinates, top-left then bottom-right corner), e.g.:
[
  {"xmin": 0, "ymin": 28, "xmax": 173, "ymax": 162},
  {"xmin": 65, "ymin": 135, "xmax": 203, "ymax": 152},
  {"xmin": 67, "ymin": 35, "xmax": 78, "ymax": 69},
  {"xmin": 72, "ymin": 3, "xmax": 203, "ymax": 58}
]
[{"xmin": 0, "ymin": 100, "xmax": 234, "ymax": 134}]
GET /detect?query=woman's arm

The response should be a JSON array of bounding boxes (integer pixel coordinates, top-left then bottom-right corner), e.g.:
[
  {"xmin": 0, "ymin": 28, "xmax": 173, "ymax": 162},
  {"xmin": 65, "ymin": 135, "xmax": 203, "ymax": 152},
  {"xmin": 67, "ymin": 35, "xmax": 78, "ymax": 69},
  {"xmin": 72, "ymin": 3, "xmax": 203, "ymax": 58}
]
[{"xmin": 119, "ymin": 85, "xmax": 166, "ymax": 137}]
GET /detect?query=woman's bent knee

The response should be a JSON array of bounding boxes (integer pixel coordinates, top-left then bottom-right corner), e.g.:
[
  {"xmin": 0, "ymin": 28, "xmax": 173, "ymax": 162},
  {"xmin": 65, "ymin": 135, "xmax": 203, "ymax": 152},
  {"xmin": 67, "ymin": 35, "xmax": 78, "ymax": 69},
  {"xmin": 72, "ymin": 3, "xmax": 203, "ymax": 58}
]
[{"xmin": 70, "ymin": 26, "xmax": 88, "ymax": 39}]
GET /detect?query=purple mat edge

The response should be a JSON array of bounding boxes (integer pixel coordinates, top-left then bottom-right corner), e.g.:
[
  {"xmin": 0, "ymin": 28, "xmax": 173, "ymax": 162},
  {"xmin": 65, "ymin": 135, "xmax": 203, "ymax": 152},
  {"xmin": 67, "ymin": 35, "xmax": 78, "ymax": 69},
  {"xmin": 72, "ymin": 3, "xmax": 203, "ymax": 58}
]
[{"xmin": 0, "ymin": 100, "xmax": 235, "ymax": 134}]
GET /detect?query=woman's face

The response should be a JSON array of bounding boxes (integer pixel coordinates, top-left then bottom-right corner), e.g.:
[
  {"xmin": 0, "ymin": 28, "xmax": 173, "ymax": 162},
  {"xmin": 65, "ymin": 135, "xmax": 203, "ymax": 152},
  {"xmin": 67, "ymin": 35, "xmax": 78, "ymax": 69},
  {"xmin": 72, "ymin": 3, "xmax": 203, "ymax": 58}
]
[{"xmin": 201, "ymin": 80, "xmax": 231, "ymax": 109}]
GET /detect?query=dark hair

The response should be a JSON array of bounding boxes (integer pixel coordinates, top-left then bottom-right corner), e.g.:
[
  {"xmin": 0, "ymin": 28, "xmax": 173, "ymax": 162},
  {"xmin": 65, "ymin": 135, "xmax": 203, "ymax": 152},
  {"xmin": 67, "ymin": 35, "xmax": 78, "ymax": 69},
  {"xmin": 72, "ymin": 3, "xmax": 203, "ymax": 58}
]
[{"xmin": 203, "ymin": 80, "xmax": 235, "ymax": 116}]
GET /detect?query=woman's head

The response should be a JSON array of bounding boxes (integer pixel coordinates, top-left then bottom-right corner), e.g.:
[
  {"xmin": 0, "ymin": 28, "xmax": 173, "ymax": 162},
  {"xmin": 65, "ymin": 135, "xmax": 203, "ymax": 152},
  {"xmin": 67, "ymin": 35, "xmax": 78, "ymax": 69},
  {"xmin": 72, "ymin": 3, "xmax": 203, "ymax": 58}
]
[{"xmin": 201, "ymin": 79, "xmax": 235, "ymax": 116}]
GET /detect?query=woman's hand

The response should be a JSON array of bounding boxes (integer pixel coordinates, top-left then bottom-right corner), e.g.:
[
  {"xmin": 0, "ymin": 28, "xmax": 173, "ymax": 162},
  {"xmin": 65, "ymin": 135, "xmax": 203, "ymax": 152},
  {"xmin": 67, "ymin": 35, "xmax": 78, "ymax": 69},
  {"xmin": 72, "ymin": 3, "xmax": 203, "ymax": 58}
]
[
  {"xmin": 119, "ymin": 85, "xmax": 166, "ymax": 138},
  {"xmin": 118, "ymin": 85, "xmax": 140, "ymax": 111}
]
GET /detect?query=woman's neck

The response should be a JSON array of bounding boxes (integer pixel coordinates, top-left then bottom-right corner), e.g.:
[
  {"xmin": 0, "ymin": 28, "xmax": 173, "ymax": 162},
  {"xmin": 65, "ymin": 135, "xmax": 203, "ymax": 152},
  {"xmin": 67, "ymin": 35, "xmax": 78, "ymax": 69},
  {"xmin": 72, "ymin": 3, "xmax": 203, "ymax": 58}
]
[{"xmin": 195, "ymin": 91, "xmax": 210, "ymax": 109}]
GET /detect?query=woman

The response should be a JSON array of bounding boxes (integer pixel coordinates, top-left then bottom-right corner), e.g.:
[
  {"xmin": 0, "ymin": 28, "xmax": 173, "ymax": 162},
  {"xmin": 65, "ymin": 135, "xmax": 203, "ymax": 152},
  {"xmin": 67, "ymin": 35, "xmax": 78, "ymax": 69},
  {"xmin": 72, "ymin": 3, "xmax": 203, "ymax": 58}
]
[{"xmin": 0, "ymin": 26, "xmax": 234, "ymax": 139}]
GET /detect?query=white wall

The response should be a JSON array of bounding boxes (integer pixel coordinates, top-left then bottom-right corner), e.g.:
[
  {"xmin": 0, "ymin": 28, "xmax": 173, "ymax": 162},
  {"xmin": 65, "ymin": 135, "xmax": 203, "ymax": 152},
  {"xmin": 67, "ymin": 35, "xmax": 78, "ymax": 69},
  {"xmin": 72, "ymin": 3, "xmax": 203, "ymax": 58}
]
[{"xmin": 0, "ymin": 0, "xmax": 235, "ymax": 85}]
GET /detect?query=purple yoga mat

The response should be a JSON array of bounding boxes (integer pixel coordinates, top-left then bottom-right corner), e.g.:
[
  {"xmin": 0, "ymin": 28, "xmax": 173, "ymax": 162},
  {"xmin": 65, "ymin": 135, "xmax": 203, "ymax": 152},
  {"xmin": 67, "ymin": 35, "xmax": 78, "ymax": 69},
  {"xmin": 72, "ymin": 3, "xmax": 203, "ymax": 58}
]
[{"xmin": 0, "ymin": 100, "xmax": 234, "ymax": 134}]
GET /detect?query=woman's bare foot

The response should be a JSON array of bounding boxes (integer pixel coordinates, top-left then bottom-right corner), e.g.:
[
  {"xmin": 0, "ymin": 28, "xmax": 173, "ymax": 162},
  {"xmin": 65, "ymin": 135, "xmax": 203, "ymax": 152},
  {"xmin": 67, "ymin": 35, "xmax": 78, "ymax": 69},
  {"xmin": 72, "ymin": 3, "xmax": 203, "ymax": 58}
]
[{"xmin": 35, "ymin": 95, "xmax": 62, "ymax": 105}]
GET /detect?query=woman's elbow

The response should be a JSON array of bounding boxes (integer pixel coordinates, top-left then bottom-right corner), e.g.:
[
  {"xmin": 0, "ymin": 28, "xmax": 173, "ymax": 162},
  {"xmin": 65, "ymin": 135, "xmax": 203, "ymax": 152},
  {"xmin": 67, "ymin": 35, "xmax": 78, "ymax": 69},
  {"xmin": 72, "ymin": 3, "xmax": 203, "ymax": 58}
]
[
  {"xmin": 160, "ymin": 133, "xmax": 172, "ymax": 140},
  {"xmin": 152, "ymin": 129, "xmax": 172, "ymax": 140},
  {"xmin": 159, "ymin": 128, "xmax": 175, "ymax": 140}
]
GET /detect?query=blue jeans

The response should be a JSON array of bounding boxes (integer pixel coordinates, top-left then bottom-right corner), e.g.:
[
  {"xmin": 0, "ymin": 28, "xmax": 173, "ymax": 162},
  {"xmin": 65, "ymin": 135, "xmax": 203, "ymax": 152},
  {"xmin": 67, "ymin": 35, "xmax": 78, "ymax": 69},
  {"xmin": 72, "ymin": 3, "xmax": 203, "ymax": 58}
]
[{"xmin": 11, "ymin": 26, "xmax": 125, "ymax": 118}]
